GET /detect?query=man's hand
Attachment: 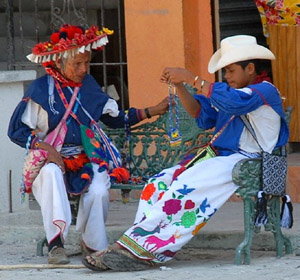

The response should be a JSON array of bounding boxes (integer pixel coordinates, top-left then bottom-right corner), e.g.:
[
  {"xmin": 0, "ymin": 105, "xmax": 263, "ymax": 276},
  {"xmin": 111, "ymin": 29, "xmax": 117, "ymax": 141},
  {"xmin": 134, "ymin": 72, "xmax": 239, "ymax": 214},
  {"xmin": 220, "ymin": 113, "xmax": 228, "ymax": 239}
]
[
  {"xmin": 38, "ymin": 142, "xmax": 65, "ymax": 173},
  {"xmin": 148, "ymin": 96, "xmax": 169, "ymax": 117},
  {"xmin": 160, "ymin": 67, "xmax": 194, "ymax": 85},
  {"xmin": 143, "ymin": 96, "xmax": 170, "ymax": 118}
]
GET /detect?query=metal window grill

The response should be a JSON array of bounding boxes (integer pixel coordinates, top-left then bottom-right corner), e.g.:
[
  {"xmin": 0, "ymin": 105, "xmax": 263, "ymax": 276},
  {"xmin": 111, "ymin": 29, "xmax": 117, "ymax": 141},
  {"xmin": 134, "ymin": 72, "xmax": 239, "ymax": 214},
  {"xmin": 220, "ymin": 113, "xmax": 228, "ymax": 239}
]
[{"xmin": 4, "ymin": 0, "xmax": 128, "ymax": 109}]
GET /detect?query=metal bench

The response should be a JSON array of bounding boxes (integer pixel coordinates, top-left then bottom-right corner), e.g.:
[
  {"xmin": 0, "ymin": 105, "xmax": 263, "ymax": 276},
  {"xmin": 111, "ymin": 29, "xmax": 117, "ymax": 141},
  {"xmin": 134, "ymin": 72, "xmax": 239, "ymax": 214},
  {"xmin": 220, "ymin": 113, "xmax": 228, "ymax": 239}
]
[
  {"xmin": 36, "ymin": 93, "xmax": 212, "ymax": 256},
  {"xmin": 106, "ymin": 105, "xmax": 293, "ymax": 265},
  {"xmin": 37, "ymin": 91, "xmax": 293, "ymax": 264},
  {"xmin": 105, "ymin": 101, "xmax": 212, "ymax": 202},
  {"xmin": 232, "ymin": 106, "xmax": 293, "ymax": 264}
]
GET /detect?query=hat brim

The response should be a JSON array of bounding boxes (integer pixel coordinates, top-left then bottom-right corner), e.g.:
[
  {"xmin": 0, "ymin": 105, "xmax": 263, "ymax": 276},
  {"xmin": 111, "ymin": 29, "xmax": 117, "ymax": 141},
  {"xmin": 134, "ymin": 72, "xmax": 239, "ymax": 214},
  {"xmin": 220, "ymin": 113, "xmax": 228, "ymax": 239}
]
[
  {"xmin": 27, "ymin": 33, "xmax": 109, "ymax": 64},
  {"xmin": 208, "ymin": 45, "xmax": 275, "ymax": 74}
]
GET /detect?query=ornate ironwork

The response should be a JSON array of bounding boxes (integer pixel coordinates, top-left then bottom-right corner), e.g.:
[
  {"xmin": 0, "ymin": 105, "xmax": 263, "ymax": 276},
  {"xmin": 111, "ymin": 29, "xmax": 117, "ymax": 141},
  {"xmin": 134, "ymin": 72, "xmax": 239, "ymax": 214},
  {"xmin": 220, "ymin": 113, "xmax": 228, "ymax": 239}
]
[
  {"xmin": 6, "ymin": 0, "xmax": 15, "ymax": 70},
  {"xmin": 233, "ymin": 107, "xmax": 293, "ymax": 264},
  {"xmin": 50, "ymin": 0, "xmax": 88, "ymax": 31},
  {"xmin": 102, "ymin": 85, "xmax": 213, "ymax": 189}
]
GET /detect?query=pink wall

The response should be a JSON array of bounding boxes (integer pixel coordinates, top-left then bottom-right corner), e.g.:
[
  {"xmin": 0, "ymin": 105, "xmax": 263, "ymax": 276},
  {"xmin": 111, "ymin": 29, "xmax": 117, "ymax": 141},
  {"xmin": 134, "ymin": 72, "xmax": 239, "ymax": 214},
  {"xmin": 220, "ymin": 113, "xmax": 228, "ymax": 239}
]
[
  {"xmin": 124, "ymin": 0, "xmax": 214, "ymax": 108},
  {"xmin": 183, "ymin": 0, "xmax": 215, "ymax": 82}
]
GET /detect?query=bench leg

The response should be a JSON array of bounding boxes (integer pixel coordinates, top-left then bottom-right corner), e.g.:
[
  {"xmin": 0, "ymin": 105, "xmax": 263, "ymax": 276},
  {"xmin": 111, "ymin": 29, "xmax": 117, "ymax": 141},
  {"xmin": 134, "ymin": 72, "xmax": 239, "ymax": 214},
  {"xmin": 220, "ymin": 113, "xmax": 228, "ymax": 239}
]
[
  {"xmin": 265, "ymin": 196, "xmax": 293, "ymax": 257},
  {"xmin": 121, "ymin": 189, "xmax": 131, "ymax": 204},
  {"xmin": 235, "ymin": 197, "xmax": 255, "ymax": 265},
  {"xmin": 36, "ymin": 237, "xmax": 48, "ymax": 257}
]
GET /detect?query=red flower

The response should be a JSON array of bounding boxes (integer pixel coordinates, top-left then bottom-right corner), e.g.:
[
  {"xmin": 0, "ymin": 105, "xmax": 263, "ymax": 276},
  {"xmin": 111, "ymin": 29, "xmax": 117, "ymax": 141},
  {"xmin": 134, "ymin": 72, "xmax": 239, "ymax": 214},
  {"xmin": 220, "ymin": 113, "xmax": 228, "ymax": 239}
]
[
  {"xmin": 74, "ymin": 33, "xmax": 87, "ymax": 45},
  {"xmin": 141, "ymin": 183, "xmax": 156, "ymax": 201},
  {"xmin": 86, "ymin": 128, "xmax": 95, "ymax": 138},
  {"xmin": 32, "ymin": 42, "xmax": 47, "ymax": 54},
  {"xmin": 162, "ymin": 199, "xmax": 182, "ymax": 215},
  {"xmin": 58, "ymin": 38, "xmax": 73, "ymax": 51}
]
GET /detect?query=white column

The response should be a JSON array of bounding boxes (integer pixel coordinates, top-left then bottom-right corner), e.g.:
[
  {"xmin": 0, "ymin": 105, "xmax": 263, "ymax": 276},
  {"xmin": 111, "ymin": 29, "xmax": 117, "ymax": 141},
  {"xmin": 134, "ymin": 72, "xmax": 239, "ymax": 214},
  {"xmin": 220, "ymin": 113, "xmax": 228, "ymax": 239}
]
[{"xmin": 0, "ymin": 70, "xmax": 36, "ymax": 213}]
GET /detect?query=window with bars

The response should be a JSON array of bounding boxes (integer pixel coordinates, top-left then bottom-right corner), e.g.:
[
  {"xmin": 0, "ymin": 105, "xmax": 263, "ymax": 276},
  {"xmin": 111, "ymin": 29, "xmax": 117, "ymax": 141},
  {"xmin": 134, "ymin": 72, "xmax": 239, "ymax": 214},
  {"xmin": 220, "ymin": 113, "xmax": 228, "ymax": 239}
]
[{"xmin": 4, "ymin": 0, "xmax": 128, "ymax": 109}]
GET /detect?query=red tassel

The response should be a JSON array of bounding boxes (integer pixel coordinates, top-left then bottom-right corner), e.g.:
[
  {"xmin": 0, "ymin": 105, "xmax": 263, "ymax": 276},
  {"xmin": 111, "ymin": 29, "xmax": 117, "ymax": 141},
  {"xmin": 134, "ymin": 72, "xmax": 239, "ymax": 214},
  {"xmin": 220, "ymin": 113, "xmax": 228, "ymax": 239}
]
[
  {"xmin": 172, "ymin": 166, "xmax": 186, "ymax": 182},
  {"xmin": 81, "ymin": 173, "xmax": 90, "ymax": 180},
  {"xmin": 110, "ymin": 167, "xmax": 130, "ymax": 183}
]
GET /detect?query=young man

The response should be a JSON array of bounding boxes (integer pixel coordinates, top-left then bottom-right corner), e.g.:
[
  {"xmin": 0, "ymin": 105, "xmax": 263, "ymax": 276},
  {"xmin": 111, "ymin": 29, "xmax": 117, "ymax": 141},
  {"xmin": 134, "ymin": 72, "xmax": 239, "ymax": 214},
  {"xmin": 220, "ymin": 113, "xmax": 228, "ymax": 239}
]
[
  {"xmin": 82, "ymin": 35, "xmax": 289, "ymax": 271},
  {"xmin": 8, "ymin": 24, "xmax": 169, "ymax": 265}
]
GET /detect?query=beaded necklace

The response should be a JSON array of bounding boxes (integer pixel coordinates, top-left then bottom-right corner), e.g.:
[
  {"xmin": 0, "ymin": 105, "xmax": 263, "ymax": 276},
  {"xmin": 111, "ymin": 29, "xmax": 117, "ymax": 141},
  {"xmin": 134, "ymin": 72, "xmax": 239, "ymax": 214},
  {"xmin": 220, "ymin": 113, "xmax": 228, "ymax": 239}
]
[
  {"xmin": 168, "ymin": 82, "xmax": 182, "ymax": 147},
  {"xmin": 123, "ymin": 110, "xmax": 131, "ymax": 169}
]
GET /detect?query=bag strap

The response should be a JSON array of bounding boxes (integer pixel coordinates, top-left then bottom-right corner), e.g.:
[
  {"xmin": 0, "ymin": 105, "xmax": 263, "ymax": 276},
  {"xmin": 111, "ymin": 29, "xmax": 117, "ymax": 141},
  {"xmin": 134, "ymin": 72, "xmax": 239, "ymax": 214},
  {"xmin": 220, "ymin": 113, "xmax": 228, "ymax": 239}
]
[
  {"xmin": 44, "ymin": 79, "xmax": 79, "ymax": 146},
  {"xmin": 53, "ymin": 79, "xmax": 80, "ymax": 121},
  {"xmin": 241, "ymin": 87, "xmax": 269, "ymax": 151},
  {"xmin": 57, "ymin": 83, "xmax": 121, "ymax": 168},
  {"xmin": 240, "ymin": 114, "xmax": 286, "ymax": 156},
  {"xmin": 182, "ymin": 115, "xmax": 235, "ymax": 169},
  {"xmin": 209, "ymin": 115, "xmax": 235, "ymax": 145},
  {"xmin": 248, "ymin": 87, "xmax": 286, "ymax": 156},
  {"xmin": 73, "ymin": 96, "xmax": 121, "ymax": 168},
  {"xmin": 240, "ymin": 115, "xmax": 265, "ymax": 152},
  {"xmin": 53, "ymin": 79, "xmax": 81, "ymax": 123}
]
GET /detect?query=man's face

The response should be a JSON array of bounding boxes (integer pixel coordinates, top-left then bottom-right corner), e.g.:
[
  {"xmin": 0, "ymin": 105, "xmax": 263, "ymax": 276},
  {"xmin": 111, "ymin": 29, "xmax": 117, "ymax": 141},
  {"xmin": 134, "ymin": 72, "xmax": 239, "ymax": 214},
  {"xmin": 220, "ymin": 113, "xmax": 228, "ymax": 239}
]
[
  {"xmin": 224, "ymin": 63, "xmax": 253, "ymax": 89},
  {"xmin": 58, "ymin": 51, "xmax": 91, "ymax": 83}
]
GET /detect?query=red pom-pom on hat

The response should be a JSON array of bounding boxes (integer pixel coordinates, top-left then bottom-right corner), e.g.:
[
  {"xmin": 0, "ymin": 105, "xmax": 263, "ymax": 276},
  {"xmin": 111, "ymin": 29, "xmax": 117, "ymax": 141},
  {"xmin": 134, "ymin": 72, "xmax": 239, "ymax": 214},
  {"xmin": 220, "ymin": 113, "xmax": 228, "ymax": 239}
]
[
  {"xmin": 59, "ymin": 24, "xmax": 84, "ymax": 40},
  {"xmin": 50, "ymin": 32, "xmax": 60, "ymax": 44}
]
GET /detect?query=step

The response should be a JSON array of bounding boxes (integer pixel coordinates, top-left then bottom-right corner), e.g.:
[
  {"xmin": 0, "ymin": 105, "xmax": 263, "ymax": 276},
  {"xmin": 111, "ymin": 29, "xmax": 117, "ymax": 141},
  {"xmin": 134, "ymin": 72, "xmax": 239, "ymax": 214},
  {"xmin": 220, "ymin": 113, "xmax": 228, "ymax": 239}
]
[
  {"xmin": 1, "ymin": 201, "xmax": 299, "ymax": 252},
  {"xmin": 287, "ymin": 153, "xmax": 300, "ymax": 203}
]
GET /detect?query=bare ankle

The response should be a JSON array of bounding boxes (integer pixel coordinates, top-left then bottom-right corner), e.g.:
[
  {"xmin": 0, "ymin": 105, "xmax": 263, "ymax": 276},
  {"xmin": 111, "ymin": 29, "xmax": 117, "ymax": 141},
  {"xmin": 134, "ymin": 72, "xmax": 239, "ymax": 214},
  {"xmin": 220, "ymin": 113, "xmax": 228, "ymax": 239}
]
[{"xmin": 111, "ymin": 243, "xmax": 123, "ymax": 250}]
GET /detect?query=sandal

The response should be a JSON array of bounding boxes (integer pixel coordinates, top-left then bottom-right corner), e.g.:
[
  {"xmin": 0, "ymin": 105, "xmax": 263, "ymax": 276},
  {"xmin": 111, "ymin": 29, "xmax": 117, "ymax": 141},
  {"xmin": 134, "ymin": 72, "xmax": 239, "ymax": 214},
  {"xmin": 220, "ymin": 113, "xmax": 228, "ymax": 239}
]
[
  {"xmin": 100, "ymin": 249, "xmax": 153, "ymax": 271},
  {"xmin": 80, "ymin": 241, "xmax": 96, "ymax": 258},
  {"xmin": 82, "ymin": 249, "xmax": 111, "ymax": 271}
]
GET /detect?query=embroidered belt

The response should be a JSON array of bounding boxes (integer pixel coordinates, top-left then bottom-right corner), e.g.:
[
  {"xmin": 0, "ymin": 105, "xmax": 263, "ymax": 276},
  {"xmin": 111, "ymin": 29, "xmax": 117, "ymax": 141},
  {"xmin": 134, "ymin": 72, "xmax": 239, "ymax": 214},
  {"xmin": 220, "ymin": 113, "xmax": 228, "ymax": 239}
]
[
  {"xmin": 238, "ymin": 149, "xmax": 260, "ymax": 158},
  {"xmin": 61, "ymin": 145, "xmax": 84, "ymax": 156}
]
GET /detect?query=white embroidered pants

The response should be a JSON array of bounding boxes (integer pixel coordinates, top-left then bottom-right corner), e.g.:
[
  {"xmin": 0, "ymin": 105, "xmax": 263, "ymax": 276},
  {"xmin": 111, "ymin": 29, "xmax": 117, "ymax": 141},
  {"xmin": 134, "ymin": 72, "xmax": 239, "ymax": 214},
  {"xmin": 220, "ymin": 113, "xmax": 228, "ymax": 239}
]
[
  {"xmin": 32, "ymin": 163, "xmax": 110, "ymax": 251},
  {"xmin": 118, "ymin": 153, "xmax": 246, "ymax": 262}
]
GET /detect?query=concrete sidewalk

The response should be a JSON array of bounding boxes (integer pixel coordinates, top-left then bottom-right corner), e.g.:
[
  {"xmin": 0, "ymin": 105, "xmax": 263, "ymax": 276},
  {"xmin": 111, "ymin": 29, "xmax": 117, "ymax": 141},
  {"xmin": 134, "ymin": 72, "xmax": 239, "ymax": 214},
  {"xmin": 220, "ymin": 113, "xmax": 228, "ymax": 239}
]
[
  {"xmin": 1, "ymin": 200, "xmax": 300, "ymax": 255},
  {"xmin": 1, "ymin": 200, "xmax": 300, "ymax": 279},
  {"xmin": 107, "ymin": 200, "xmax": 300, "ymax": 251}
]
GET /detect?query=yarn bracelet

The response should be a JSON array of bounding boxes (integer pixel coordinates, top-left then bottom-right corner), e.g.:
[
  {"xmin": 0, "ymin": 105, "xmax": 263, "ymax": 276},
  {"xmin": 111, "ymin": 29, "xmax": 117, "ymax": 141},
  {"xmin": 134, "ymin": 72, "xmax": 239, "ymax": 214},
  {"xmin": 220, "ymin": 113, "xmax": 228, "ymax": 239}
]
[
  {"xmin": 144, "ymin": 108, "xmax": 151, "ymax": 119},
  {"xmin": 168, "ymin": 82, "xmax": 182, "ymax": 147}
]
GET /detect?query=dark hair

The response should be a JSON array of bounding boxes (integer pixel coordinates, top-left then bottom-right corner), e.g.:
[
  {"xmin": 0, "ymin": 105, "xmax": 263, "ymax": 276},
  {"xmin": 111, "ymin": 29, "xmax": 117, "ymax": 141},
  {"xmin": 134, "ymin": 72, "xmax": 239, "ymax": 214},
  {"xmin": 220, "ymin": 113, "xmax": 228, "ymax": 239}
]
[{"xmin": 235, "ymin": 59, "xmax": 268, "ymax": 75}]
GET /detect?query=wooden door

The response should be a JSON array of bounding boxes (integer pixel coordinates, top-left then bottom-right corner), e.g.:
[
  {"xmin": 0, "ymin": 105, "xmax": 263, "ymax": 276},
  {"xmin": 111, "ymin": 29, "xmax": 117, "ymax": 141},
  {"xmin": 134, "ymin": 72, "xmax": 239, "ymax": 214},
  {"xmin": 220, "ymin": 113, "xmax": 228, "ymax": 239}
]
[{"xmin": 268, "ymin": 24, "xmax": 300, "ymax": 142}]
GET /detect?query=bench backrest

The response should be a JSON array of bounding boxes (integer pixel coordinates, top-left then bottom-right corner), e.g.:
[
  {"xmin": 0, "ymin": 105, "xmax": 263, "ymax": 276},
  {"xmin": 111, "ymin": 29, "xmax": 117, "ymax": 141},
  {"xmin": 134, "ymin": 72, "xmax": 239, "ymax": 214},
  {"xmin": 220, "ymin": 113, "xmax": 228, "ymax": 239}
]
[
  {"xmin": 103, "ymin": 89, "xmax": 292, "ymax": 183},
  {"xmin": 102, "ymin": 90, "xmax": 212, "ymax": 180}
]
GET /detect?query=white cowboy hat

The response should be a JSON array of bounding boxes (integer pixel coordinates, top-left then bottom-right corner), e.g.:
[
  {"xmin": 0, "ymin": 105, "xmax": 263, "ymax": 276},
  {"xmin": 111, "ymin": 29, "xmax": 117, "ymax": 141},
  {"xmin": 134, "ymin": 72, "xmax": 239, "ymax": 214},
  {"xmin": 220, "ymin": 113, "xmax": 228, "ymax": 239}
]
[{"xmin": 208, "ymin": 35, "xmax": 275, "ymax": 73}]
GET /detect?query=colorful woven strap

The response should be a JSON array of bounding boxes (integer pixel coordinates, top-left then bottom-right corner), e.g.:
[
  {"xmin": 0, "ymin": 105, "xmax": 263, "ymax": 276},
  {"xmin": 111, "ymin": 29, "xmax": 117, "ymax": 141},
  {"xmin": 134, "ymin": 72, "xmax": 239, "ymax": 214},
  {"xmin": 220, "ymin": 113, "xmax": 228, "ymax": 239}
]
[
  {"xmin": 53, "ymin": 79, "xmax": 80, "ymax": 123},
  {"xmin": 209, "ymin": 115, "xmax": 235, "ymax": 145}
]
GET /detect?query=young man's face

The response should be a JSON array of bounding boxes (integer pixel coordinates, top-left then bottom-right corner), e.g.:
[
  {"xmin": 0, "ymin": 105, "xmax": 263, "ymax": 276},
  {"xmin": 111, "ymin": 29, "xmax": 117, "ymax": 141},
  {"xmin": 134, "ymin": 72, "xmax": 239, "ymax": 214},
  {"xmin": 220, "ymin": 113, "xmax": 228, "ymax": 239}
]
[
  {"xmin": 57, "ymin": 51, "xmax": 91, "ymax": 83},
  {"xmin": 224, "ymin": 63, "xmax": 253, "ymax": 89}
]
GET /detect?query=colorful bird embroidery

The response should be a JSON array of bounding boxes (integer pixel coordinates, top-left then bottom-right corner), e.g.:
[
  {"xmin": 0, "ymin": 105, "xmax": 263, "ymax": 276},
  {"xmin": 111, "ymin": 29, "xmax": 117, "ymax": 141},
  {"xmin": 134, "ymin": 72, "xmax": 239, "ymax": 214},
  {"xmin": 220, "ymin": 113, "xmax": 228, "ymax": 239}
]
[
  {"xmin": 200, "ymin": 197, "xmax": 210, "ymax": 213},
  {"xmin": 177, "ymin": 184, "xmax": 195, "ymax": 195}
]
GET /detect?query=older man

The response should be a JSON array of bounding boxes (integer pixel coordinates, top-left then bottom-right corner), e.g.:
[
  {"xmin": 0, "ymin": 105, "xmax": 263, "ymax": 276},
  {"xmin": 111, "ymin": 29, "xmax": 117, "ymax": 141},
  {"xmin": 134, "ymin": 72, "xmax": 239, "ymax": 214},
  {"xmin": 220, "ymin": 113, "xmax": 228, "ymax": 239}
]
[{"xmin": 8, "ymin": 24, "xmax": 168, "ymax": 264}]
